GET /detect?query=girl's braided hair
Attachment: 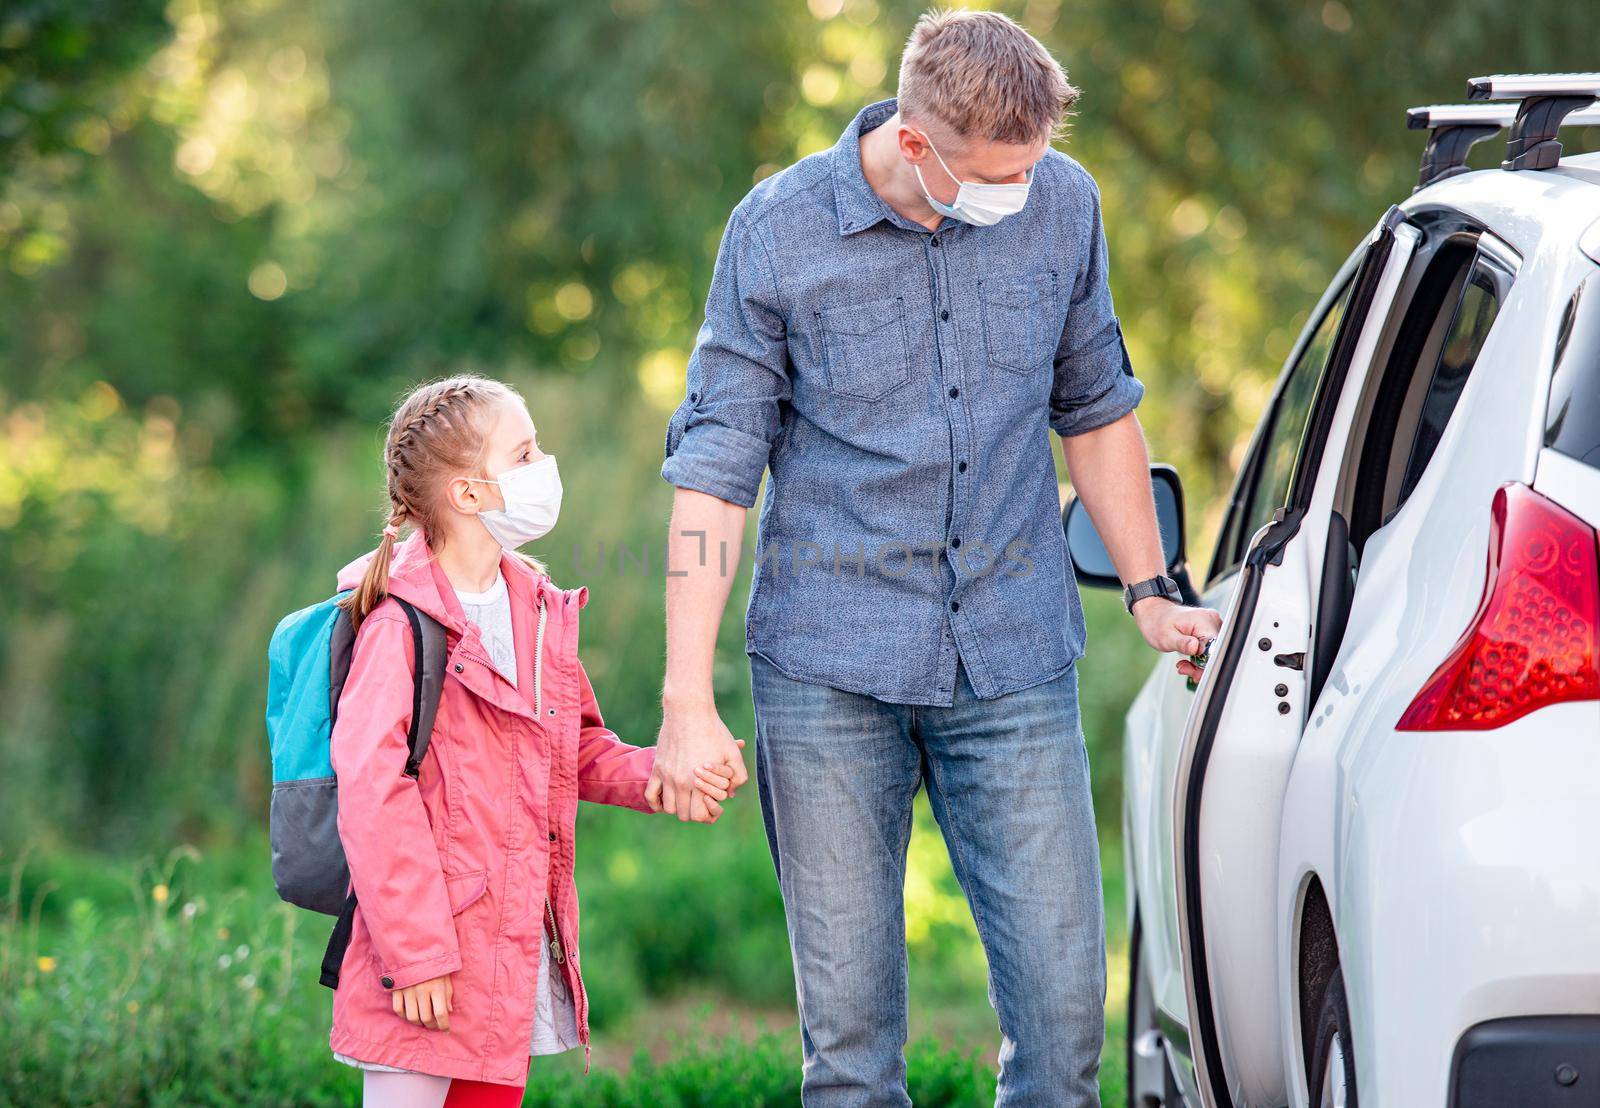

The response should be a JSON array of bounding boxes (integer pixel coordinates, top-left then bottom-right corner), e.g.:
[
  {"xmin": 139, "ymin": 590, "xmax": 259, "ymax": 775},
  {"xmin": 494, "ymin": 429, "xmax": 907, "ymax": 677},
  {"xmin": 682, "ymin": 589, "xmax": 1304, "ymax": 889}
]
[{"xmin": 341, "ymin": 374, "xmax": 544, "ymax": 630}]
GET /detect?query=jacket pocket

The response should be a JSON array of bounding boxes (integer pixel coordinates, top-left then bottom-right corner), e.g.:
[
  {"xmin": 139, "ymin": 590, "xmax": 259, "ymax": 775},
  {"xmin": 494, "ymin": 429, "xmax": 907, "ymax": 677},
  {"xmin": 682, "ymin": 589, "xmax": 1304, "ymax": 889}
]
[
  {"xmin": 980, "ymin": 273, "xmax": 1058, "ymax": 374},
  {"xmin": 443, "ymin": 869, "xmax": 488, "ymax": 915},
  {"xmin": 816, "ymin": 295, "xmax": 911, "ymax": 401}
]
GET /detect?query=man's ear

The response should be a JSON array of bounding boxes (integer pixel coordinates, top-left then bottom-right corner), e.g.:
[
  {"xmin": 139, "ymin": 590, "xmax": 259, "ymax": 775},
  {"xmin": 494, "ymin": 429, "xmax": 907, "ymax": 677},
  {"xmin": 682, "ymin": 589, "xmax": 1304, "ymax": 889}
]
[{"xmin": 896, "ymin": 122, "xmax": 931, "ymax": 165}]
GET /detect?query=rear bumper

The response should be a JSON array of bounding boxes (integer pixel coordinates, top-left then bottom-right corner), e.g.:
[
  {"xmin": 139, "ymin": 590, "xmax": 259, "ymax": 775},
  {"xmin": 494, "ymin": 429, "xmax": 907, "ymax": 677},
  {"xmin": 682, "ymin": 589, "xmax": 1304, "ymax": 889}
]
[{"xmin": 1450, "ymin": 1016, "xmax": 1600, "ymax": 1107}]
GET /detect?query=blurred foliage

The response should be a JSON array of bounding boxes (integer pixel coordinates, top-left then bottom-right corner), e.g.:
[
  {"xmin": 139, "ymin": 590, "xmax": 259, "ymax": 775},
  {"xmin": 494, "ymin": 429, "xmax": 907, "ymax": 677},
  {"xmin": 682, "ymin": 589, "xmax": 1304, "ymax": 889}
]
[
  {"xmin": 5, "ymin": 0, "xmax": 1594, "ymax": 851},
  {"xmin": 0, "ymin": 0, "xmax": 1593, "ymax": 851},
  {"xmin": 0, "ymin": 0, "xmax": 1596, "ymax": 1093},
  {"xmin": 0, "ymin": 1, "xmax": 170, "ymax": 172}
]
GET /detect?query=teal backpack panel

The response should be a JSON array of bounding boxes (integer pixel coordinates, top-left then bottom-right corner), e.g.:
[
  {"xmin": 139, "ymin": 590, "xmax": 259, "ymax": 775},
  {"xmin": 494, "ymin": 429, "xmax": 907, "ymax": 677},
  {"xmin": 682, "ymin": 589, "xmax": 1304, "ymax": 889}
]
[
  {"xmin": 262, "ymin": 587, "xmax": 448, "ymax": 945},
  {"xmin": 265, "ymin": 591, "xmax": 352, "ymax": 783}
]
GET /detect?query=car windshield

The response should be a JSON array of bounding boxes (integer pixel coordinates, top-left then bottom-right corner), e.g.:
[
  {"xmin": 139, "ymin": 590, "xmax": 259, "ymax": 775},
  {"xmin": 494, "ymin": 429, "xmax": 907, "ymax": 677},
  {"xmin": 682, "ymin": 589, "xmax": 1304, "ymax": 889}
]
[{"xmin": 1546, "ymin": 272, "xmax": 1600, "ymax": 470}]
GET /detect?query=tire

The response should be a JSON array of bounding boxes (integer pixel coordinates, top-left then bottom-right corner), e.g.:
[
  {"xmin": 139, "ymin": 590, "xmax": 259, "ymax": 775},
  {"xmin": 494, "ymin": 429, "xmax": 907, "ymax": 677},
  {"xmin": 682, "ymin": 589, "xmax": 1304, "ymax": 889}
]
[
  {"xmin": 1127, "ymin": 911, "xmax": 1183, "ymax": 1108},
  {"xmin": 1309, "ymin": 971, "xmax": 1359, "ymax": 1108}
]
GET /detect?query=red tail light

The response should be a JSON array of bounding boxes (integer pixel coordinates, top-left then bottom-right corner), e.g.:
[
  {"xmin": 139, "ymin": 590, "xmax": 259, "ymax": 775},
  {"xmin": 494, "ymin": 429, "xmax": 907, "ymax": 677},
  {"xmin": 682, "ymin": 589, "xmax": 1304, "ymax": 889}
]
[{"xmin": 1397, "ymin": 483, "xmax": 1600, "ymax": 731}]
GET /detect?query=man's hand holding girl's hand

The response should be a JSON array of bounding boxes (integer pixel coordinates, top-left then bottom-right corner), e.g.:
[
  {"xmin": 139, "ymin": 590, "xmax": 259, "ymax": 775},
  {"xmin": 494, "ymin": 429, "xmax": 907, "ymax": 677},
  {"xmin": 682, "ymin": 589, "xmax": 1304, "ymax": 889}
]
[
  {"xmin": 647, "ymin": 701, "xmax": 751, "ymax": 822},
  {"xmin": 1132, "ymin": 597, "xmax": 1223, "ymax": 681},
  {"xmin": 645, "ymin": 740, "xmax": 744, "ymax": 824},
  {"xmin": 393, "ymin": 973, "xmax": 453, "ymax": 1031}
]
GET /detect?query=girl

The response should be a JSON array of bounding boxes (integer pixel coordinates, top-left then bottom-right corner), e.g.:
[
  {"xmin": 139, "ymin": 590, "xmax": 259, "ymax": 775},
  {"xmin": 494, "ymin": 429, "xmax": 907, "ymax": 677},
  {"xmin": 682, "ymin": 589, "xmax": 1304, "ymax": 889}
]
[{"xmin": 326, "ymin": 375, "xmax": 739, "ymax": 1107}]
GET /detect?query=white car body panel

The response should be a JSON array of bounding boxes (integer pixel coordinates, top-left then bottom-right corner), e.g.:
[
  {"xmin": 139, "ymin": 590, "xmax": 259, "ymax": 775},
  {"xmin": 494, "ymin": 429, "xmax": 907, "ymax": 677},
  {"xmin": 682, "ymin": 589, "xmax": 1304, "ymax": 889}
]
[
  {"xmin": 1181, "ymin": 220, "xmax": 1421, "ymax": 1107},
  {"xmin": 1123, "ymin": 148, "xmax": 1600, "ymax": 1108}
]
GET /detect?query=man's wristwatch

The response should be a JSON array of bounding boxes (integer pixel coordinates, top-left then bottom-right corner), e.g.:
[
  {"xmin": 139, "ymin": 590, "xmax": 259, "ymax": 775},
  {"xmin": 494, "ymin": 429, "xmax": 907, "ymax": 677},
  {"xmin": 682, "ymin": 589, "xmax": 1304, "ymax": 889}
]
[{"xmin": 1123, "ymin": 574, "xmax": 1183, "ymax": 614}]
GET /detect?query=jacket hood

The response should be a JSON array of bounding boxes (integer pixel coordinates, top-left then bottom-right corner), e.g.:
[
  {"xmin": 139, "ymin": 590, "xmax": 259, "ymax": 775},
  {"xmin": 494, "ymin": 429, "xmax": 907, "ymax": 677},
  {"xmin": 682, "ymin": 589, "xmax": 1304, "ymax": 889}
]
[{"xmin": 335, "ymin": 530, "xmax": 563, "ymax": 634}]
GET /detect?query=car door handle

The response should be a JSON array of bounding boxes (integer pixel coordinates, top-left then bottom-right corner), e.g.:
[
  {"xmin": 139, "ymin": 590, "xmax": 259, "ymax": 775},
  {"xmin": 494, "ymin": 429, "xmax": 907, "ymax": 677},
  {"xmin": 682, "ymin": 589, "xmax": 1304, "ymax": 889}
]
[{"xmin": 1273, "ymin": 652, "xmax": 1306, "ymax": 670}]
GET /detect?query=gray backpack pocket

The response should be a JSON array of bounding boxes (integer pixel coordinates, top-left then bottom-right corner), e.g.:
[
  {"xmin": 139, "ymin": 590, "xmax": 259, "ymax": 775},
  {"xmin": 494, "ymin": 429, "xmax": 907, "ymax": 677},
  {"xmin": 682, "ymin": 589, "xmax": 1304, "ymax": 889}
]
[{"xmin": 270, "ymin": 776, "xmax": 351, "ymax": 916}]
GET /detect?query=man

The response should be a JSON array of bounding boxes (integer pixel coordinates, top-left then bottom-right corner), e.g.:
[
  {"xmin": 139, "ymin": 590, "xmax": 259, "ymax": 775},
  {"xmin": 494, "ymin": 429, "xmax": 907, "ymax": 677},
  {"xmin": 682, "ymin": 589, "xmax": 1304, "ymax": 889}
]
[{"xmin": 645, "ymin": 9, "xmax": 1221, "ymax": 1106}]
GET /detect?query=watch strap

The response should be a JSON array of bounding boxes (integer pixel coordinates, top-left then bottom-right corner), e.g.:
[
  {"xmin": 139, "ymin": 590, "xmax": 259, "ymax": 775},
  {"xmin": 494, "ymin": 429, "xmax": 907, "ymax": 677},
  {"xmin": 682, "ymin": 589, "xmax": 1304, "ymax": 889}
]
[{"xmin": 1123, "ymin": 574, "xmax": 1181, "ymax": 614}]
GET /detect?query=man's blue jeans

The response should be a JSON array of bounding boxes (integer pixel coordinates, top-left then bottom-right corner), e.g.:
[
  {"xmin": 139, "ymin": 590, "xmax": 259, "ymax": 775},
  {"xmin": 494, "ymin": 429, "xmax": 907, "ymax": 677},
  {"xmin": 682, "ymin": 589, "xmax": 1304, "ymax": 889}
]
[{"xmin": 751, "ymin": 652, "xmax": 1106, "ymax": 1107}]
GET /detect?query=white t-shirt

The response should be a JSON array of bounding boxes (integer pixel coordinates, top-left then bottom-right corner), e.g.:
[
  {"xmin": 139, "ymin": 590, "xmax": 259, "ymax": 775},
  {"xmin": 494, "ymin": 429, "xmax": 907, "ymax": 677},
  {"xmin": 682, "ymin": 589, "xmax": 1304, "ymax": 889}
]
[
  {"xmin": 456, "ymin": 572, "xmax": 517, "ymax": 687},
  {"xmin": 331, "ymin": 571, "xmax": 578, "ymax": 1072}
]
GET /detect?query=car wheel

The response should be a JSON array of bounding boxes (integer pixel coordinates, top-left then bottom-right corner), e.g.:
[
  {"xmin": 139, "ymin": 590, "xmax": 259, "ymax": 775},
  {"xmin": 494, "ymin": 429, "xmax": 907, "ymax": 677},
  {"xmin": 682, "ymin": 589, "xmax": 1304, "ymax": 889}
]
[
  {"xmin": 1309, "ymin": 970, "xmax": 1358, "ymax": 1108},
  {"xmin": 1128, "ymin": 910, "xmax": 1182, "ymax": 1108}
]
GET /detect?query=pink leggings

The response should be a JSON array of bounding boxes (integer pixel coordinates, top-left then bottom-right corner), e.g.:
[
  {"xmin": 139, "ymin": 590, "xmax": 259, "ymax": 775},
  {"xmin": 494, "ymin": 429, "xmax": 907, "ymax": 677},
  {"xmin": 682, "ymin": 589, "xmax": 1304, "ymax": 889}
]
[{"xmin": 362, "ymin": 1070, "xmax": 524, "ymax": 1108}]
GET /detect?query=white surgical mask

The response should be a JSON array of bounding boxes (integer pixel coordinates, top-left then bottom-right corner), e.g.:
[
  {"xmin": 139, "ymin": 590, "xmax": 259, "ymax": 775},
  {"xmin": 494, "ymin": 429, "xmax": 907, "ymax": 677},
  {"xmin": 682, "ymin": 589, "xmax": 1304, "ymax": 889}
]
[
  {"xmin": 912, "ymin": 131, "xmax": 1032, "ymax": 227},
  {"xmin": 465, "ymin": 455, "xmax": 562, "ymax": 550}
]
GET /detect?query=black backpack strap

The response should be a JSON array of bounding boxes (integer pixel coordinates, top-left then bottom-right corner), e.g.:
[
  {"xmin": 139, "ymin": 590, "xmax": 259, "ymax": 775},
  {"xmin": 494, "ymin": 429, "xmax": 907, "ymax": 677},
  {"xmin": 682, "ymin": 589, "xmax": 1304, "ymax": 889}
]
[
  {"xmin": 391, "ymin": 596, "xmax": 448, "ymax": 778},
  {"xmin": 320, "ymin": 595, "xmax": 449, "ymax": 991},
  {"xmin": 319, "ymin": 891, "xmax": 358, "ymax": 989}
]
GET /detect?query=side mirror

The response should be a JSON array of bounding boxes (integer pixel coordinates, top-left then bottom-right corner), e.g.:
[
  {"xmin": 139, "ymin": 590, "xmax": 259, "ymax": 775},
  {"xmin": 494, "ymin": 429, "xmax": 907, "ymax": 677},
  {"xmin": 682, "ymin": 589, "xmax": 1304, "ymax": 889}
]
[{"xmin": 1062, "ymin": 463, "xmax": 1198, "ymax": 605}]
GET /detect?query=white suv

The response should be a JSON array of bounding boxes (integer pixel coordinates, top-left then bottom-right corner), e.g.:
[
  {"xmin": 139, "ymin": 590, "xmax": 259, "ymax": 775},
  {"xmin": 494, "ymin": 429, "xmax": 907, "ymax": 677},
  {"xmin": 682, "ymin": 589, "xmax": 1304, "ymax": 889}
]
[{"xmin": 1066, "ymin": 74, "xmax": 1600, "ymax": 1108}]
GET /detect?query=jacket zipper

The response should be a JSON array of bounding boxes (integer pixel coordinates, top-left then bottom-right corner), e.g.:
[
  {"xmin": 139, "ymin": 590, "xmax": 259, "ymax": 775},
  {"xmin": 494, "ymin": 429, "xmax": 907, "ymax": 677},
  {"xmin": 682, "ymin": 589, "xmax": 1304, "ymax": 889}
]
[
  {"xmin": 543, "ymin": 895, "xmax": 565, "ymax": 964},
  {"xmin": 534, "ymin": 595, "xmax": 563, "ymax": 973},
  {"xmin": 533, "ymin": 596, "xmax": 548, "ymax": 716},
  {"xmin": 544, "ymin": 889, "xmax": 589, "ymax": 1068},
  {"xmin": 533, "ymin": 592, "xmax": 587, "ymax": 1067}
]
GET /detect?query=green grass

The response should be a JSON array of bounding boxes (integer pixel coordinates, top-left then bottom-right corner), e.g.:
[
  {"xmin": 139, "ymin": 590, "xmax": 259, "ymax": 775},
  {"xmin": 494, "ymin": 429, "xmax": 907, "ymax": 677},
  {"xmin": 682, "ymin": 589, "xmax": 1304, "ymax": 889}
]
[{"xmin": 0, "ymin": 833, "xmax": 1130, "ymax": 1106}]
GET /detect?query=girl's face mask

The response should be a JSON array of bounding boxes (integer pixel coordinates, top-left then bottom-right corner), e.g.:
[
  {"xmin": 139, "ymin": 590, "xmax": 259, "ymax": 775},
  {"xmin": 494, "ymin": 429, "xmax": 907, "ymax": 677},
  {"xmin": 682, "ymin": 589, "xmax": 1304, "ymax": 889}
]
[{"xmin": 464, "ymin": 455, "xmax": 562, "ymax": 549}]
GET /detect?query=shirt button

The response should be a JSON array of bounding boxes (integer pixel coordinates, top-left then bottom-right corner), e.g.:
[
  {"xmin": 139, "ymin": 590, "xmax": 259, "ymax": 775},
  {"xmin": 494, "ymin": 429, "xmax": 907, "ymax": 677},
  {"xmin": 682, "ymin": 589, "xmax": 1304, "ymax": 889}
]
[
  {"xmin": 950, "ymin": 601, "xmax": 960, "ymax": 613},
  {"xmin": 950, "ymin": 537, "xmax": 961, "ymax": 549},
  {"xmin": 958, "ymin": 461, "xmax": 968, "ymax": 473},
  {"xmin": 453, "ymin": 663, "xmax": 464, "ymax": 673},
  {"xmin": 549, "ymin": 830, "xmax": 558, "ymax": 842},
  {"xmin": 930, "ymin": 236, "xmax": 940, "ymax": 247},
  {"xmin": 380, "ymin": 976, "xmax": 394, "ymax": 989},
  {"xmin": 940, "ymin": 309, "xmax": 950, "ymax": 321},
  {"xmin": 689, "ymin": 392, "xmax": 699, "ymax": 403},
  {"xmin": 948, "ymin": 386, "xmax": 960, "ymax": 399}
]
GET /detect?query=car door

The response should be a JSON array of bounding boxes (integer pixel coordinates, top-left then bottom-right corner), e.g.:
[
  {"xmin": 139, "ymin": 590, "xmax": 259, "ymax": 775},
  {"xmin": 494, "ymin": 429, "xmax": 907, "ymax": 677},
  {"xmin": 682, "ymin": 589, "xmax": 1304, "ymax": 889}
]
[
  {"xmin": 1172, "ymin": 207, "xmax": 1420, "ymax": 1108},
  {"xmin": 1131, "ymin": 240, "xmax": 1366, "ymax": 1095}
]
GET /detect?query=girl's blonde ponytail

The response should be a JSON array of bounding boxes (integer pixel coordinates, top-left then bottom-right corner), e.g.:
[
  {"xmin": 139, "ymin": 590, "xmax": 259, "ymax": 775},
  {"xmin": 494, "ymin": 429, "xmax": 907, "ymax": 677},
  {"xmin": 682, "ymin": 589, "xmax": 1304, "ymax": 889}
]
[{"xmin": 340, "ymin": 511, "xmax": 407, "ymax": 631}]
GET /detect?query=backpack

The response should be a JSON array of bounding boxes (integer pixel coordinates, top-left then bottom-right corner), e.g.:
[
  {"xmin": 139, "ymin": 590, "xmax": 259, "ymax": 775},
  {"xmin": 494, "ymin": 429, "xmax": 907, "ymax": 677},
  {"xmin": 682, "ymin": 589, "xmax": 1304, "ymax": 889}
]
[{"xmin": 265, "ymin": 589, "xmax": 447, "ymax": 988}]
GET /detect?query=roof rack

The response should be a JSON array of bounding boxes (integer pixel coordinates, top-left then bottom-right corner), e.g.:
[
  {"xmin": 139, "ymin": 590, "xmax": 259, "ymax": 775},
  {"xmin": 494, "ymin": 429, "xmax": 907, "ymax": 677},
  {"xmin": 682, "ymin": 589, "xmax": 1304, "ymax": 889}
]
[
  {"xmin": 1467, "ymin": 72, "xmax": 1600, "ymax": 172},
  {"xmin": 1407, "ymin": 101, "xmax": 1600, "ymax": 190}
]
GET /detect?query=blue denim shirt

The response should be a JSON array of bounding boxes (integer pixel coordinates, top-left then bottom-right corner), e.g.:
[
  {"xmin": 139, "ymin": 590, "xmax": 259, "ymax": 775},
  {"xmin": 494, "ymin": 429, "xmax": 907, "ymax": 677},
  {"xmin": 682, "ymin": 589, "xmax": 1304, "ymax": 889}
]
[{"xmin": 662, "ymin": 99, "xmax": 1144, "ymax": 705}]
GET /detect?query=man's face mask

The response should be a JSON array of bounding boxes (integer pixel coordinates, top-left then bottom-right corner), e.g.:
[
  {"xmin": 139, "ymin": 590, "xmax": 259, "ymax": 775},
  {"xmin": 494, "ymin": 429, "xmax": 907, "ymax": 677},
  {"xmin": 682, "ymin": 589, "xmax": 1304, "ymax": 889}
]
[
  {"xmin": 912, "ymin": 131, "xmax": 1033, "ymax": 227},
  {"xmin": 465, "ymin": 455, "xmax": 562, "ymax": 550}
]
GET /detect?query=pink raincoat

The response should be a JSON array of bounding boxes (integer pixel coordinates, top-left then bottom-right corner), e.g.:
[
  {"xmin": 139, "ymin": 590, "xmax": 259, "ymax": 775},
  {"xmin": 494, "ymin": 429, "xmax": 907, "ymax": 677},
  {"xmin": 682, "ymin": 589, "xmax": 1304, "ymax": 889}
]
[{"xmin": 327, "ymin": 530, "xmax": 655, "ymax": 1082}]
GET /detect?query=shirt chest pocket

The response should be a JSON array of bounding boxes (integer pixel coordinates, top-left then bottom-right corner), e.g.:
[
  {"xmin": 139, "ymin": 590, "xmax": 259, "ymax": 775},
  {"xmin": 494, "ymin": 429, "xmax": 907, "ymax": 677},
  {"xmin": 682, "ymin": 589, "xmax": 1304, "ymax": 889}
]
[
  {"xmin": 980, "ymin": 272, "xmax": 1059, "ymax": 374},
  {"xmin": 815, "ymin": 295, "xmax": 911, "ymax": 401}
]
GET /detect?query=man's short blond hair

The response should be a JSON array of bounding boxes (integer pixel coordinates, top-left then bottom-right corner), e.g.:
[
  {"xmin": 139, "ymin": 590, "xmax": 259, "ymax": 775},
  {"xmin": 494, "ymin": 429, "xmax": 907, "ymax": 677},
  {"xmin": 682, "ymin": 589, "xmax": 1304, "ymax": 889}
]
[{"xmin": 897, "ymin": 8, "xmax": 1079, "ymax": 145}]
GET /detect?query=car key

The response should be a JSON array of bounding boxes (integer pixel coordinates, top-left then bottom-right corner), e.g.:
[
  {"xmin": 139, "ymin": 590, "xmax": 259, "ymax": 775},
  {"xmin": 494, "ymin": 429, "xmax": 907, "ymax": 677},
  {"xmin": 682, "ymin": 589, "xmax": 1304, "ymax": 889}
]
[{"xmin": 1185, "ymin": 636, "xmax": 1214, "ymax": 693}]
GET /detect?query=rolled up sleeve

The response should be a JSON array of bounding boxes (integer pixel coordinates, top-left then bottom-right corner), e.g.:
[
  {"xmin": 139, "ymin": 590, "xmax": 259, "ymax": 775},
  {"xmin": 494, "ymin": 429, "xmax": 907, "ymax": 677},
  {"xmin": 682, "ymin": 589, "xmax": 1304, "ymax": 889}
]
[
  {"xmin": 1049, "ymin": 176, "xmax": 1145, "ymax": 437},
  {"xmin": 661, "ymin": 211, "xmax": 790, "ymax": 509}
]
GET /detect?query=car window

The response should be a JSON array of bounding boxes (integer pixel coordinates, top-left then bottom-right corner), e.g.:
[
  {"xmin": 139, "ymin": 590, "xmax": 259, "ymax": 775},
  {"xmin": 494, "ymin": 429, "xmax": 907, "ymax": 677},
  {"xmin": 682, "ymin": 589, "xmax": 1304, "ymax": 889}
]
[
  {"xmin": 1349, "ymin": 235, "xmax": 1512, "ymax": 548},
  {"xmin": 1547, "ymin": 274, "xmax": 1600, "ymax": 470},
  {"xmin": 1395, "ymin": 263, "xmax": 1502, "ymax": 505},
  {"xmin": 1230, "ymin": 279, "xmax": 1355, "ymax": 562}
]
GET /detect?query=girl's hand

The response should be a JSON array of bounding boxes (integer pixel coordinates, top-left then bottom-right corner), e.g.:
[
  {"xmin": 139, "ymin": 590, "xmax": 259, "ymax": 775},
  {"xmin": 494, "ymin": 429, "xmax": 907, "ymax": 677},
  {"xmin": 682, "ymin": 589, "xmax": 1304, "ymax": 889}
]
[
  {"xmin": 692, "ymin": 762, "xmax": 736, "ymax": 802},
  {"xmin": 675, "ymin": 753, "xmax": 743, "ymax": 825},
  {"xmin": 392, "ymin": 973, "xmax": 454, "ymax": 1031}
]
